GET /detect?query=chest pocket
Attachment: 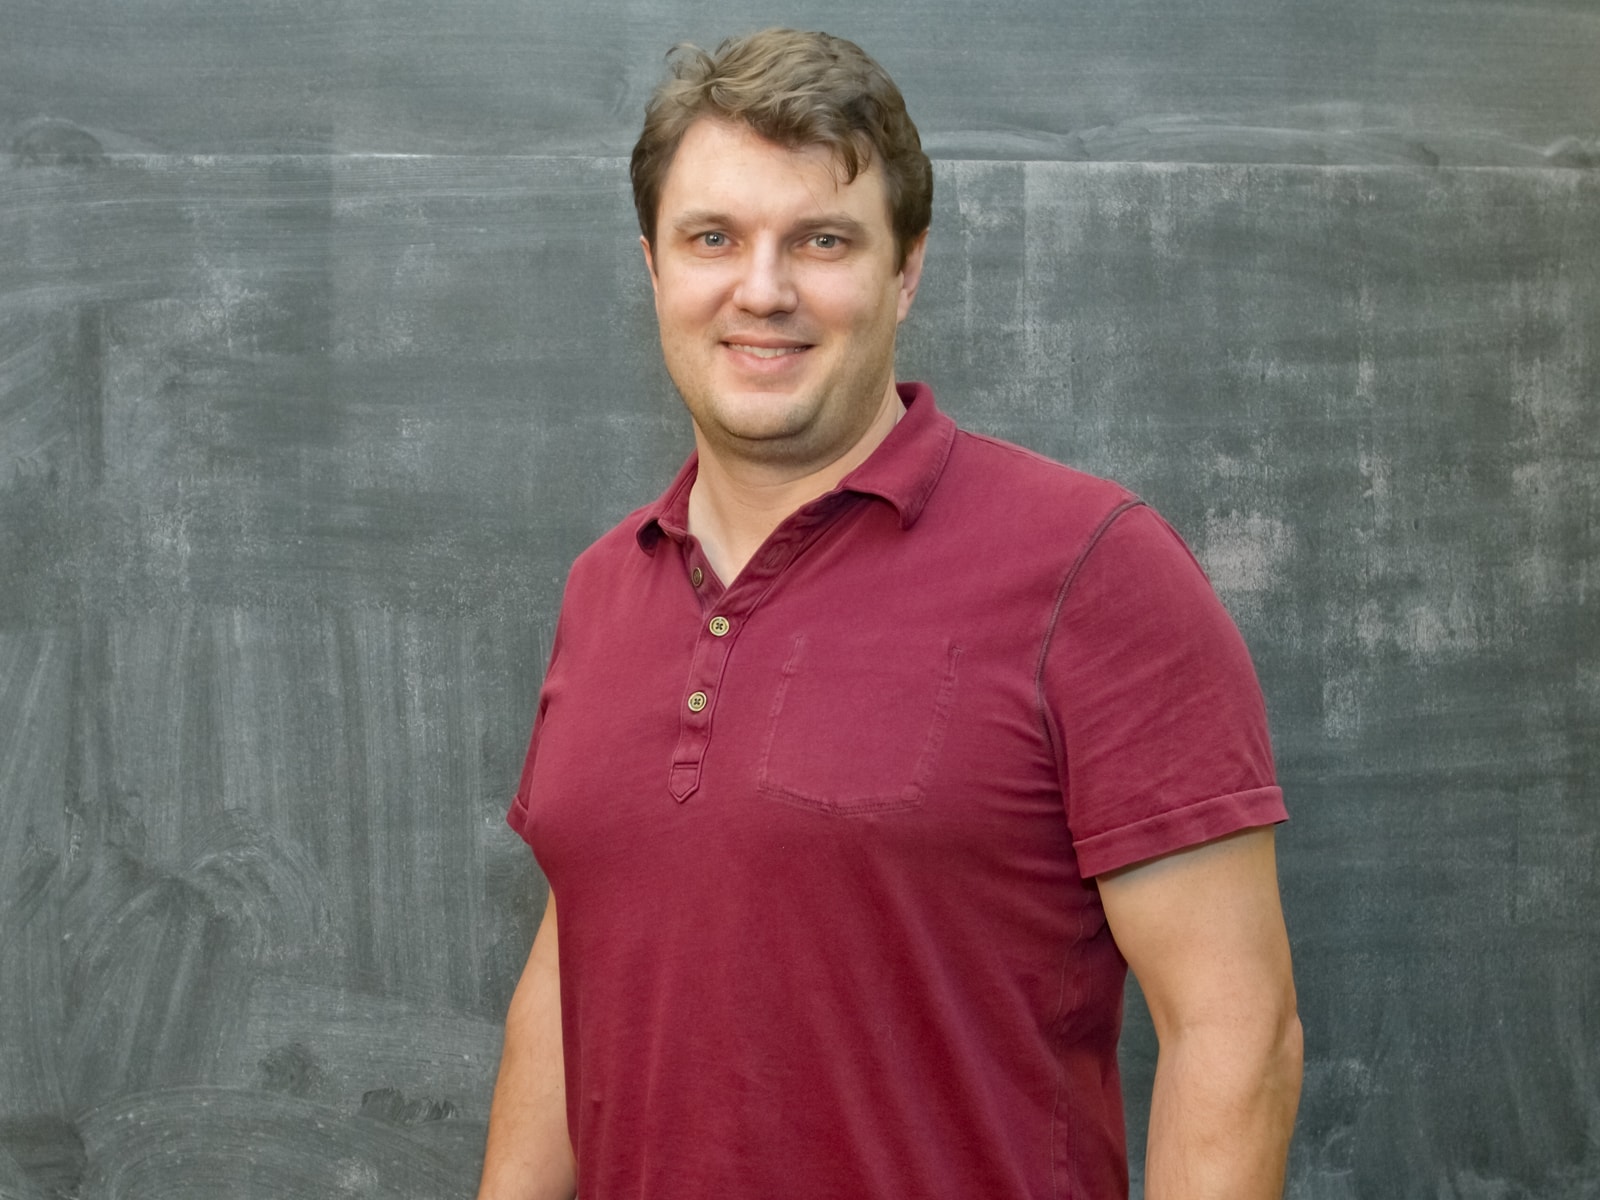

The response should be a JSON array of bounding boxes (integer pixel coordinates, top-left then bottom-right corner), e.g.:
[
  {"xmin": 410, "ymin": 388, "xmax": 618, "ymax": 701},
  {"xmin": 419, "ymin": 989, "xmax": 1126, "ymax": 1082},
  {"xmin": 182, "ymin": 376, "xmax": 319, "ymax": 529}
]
[{"xmin": 757, "ymin": 633, "xmax": 962, "ymax": 816}]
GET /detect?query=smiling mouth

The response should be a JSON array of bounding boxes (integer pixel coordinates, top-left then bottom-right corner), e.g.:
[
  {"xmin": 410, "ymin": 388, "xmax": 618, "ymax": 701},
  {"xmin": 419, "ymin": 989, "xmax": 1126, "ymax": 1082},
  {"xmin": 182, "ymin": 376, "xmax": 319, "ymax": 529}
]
[{"xmin": 724, "ymin": 342, "xmax": 810, "ymax": 358}]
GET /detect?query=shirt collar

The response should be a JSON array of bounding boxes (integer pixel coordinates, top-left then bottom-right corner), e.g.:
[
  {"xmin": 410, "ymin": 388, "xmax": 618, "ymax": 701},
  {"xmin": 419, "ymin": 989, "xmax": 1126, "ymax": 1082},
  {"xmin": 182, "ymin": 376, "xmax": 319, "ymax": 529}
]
[{"xmin": 635, "ymin": 381, "xmax": 955, "ymax": 552}]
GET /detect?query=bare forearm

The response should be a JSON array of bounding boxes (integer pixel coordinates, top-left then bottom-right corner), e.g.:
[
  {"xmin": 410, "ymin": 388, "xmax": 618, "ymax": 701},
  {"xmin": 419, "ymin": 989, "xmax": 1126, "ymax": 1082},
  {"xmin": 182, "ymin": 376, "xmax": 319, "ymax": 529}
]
[
  {"xmin": 1144, "ymin": 1013, "xmax": 1303, "ymax": 1199},
  {"xmin": 478, "ymin": 898, "xmax": 576, "ymax": 1200}
]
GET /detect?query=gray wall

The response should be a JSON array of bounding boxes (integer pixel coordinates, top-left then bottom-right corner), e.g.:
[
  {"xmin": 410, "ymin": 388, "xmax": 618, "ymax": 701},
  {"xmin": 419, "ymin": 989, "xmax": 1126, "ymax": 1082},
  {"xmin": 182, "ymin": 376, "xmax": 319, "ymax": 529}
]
[{"xmin": 2, "ymin": 2, "xmax": 1596, "ymax": 1197}]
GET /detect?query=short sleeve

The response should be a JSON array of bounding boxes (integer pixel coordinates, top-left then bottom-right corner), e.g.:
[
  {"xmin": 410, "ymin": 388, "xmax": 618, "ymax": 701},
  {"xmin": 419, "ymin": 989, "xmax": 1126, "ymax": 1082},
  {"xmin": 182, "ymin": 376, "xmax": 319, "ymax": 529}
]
[
  {"xmin": 507, "ymin": 614, "xmax": 565, "ymax": 846},
  {"xmin": 1041, "ymin": 502, "xmax": 1286, "ymax": 877}
]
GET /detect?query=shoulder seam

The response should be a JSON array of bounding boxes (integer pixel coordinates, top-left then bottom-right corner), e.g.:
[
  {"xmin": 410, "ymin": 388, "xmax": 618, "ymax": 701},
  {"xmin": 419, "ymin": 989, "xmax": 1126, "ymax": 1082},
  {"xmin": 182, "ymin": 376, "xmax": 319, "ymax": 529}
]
[{"xmin": 1032, "ymin": 497, "xmax": 1150, "ymax": 772}]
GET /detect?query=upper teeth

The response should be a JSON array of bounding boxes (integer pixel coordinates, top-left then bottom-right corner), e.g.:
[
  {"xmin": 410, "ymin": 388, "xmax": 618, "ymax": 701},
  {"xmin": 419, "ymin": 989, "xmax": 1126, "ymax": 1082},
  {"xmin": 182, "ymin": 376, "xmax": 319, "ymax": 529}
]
[{"xmin": 733, "ymin": 345, "xmax": 803, "ymax": 358}]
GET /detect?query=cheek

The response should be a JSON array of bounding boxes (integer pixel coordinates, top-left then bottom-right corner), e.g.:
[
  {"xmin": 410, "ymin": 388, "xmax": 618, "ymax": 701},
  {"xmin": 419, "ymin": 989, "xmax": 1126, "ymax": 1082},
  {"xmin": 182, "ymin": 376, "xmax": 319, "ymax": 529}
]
[
  {"xmin": 657, "ymin": 276, "xmax": 724, "ymax": 327},
  {"xmin": 806, "ymin": 279, "xmax": 875, "ymax": 329}
]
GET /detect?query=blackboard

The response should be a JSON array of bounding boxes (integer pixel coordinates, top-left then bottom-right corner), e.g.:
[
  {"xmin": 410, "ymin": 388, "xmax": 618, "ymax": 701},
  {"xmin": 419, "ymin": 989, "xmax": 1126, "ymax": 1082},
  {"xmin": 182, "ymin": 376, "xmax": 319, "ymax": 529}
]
[{"xmin": 2, "ymin": 2, "xmax": 1596, "ymax": 1196}]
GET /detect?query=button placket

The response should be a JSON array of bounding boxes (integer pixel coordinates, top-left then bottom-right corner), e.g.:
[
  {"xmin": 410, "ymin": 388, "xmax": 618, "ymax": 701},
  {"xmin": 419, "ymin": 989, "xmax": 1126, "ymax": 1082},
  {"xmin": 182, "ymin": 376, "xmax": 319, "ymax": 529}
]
[
  {"xmin": 668, "ymin": 600, "xmax": 741, "ymax": 803},
  {"xmin": 666, "ymin": 501, "xmax": 847, "ymax": 803}
]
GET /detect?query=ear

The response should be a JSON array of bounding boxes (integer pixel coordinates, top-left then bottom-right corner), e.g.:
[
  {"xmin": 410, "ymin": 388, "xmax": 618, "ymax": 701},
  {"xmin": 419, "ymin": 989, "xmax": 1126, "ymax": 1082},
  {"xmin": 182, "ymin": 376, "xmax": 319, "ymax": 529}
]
[
  {"xmin": 895, "ymin": 230, "xmax": 929, "ymax": 323},
  {"xmin": 640, "ymin": 235, "xmax": 659, "ymax": 300}
]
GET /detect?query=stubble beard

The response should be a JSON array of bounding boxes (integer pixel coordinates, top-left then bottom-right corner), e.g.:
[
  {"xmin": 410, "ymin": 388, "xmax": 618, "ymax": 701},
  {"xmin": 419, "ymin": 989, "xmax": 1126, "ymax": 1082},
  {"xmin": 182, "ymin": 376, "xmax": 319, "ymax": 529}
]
[
  {"xmin": 668, "ymin": 323, "xmax": 899, "ymax": 473},
  {"xmin": 674, "ymin": 362, "xmax": 900, "ymax": 475}
]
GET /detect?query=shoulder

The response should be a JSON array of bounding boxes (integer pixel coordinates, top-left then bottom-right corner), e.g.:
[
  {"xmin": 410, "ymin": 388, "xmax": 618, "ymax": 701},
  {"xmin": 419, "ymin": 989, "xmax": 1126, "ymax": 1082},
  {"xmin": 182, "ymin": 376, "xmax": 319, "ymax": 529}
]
[
  {"xmin": 935, "ymin": 426, "xmax": 1151, "ymax": 556},
  {"xmin": 560, "ymin": 505, "xmax": 652, "ymax": 592},
  {"xmin": 950, "ymin": 428, "xmax": 1137, "ymax": 507},
  {"xmin": 578, "ymin": 501, "xmax": 655, "ymax": 562},
  {"xmin": 935, "ymin": 425, "xmax": 1227, "ymax": 616}
]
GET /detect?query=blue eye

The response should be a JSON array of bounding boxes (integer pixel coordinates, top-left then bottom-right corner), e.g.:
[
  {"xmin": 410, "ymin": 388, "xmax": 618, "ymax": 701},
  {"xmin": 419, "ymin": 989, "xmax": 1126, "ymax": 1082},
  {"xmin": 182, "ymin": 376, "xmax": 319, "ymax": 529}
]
[
  {"xmin": 812, "ymin": 234, "xmax": 839, "ymax": 249},
  {"xmin": 700, "ymin": 232, "xmax": 727, "ymax": 247}
]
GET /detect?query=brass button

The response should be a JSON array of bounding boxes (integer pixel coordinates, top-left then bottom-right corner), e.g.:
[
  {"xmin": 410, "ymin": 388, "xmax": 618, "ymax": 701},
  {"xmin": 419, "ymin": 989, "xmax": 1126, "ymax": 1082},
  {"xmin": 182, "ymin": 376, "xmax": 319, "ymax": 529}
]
[
  {"xmin": 690, "ymin": 567, "xmax": 704, "ymax": 588},
  {"xmin": 708, "ymin": 616, "xmax": 730, "ymax": 637},
  {"xmin": 687, "ymin": 690, "xmax": 708, "ymax": 712}
]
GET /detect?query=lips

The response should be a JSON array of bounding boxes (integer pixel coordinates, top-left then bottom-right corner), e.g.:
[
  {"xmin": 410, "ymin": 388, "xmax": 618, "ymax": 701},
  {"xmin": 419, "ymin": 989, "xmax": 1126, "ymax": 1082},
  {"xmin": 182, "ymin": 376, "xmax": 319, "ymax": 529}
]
[{"xmin": 725, "ymin": 342, "xmax": 809, "ymax": 359}]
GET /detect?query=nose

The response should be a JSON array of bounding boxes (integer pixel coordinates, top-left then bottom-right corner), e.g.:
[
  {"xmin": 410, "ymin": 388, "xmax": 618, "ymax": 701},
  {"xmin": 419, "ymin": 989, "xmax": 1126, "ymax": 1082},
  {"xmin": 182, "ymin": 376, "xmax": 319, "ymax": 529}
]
[{"xmin": 732, "ymin": 240, "xmax": 798, "ymax": 316}]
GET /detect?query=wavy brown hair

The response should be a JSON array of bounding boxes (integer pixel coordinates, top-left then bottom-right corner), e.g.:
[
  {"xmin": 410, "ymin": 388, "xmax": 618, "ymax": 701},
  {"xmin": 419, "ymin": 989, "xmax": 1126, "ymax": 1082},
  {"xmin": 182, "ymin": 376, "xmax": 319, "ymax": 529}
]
[{"xmin": 630, "ymin": 29, "xmax": 933, "ymax": 269}]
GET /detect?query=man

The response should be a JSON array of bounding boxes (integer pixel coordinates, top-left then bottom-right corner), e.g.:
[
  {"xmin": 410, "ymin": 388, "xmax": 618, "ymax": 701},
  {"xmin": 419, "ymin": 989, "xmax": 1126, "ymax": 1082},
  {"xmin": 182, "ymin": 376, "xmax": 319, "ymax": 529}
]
[{"xmin": 480, "ymin": 28, "xmax": 1301, "ymax": 1200}]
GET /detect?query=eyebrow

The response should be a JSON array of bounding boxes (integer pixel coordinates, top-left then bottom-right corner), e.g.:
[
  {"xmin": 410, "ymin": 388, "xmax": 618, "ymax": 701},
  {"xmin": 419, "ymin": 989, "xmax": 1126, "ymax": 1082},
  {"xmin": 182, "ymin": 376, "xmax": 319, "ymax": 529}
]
[
  {"xmin": 794, "ymin": 215, "xmax": 871, "ymax": 240},
  {"xmin": 667, "ymin": 210, "xmax": 731, "ymax": 235}
]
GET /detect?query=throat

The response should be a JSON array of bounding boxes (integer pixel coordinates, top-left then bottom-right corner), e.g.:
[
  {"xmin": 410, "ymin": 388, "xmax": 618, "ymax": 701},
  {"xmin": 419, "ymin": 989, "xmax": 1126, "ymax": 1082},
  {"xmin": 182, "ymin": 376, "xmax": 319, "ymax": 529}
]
[{"xmin": 686, "ymin": 483, "xmax": 773, "ymax": 585}]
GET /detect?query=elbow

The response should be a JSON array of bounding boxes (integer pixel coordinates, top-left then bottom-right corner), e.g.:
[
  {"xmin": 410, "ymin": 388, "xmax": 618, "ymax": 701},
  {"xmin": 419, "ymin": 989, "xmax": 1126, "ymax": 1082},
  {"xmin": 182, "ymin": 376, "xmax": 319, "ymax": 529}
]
[
  {"xmin": 1276, "ymin": 1006, "xmax": 1305, "ymax": 1113},
  {"xmin": 1282, "ymin": 1006, "xmax": 1304, "ymax": 1068}
]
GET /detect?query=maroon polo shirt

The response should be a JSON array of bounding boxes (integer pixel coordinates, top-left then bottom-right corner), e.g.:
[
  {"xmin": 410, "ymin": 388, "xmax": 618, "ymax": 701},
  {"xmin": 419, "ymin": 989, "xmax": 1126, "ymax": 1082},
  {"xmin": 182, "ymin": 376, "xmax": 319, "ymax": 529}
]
[{"xmin": 510, "ymin": 383, "xmax": 1285, "ymax": 1200}]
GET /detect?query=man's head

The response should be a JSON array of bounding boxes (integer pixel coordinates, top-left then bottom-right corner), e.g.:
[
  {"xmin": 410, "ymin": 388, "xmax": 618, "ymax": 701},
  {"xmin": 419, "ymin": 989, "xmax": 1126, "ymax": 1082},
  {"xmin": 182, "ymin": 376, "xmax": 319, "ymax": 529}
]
[
  {"xmin": 630, "ymin": 29, "xmax": 932, "ymax": 271},
  {"xmin": 634, "ymin": 31, "xmax": 932, "ymax": 481}
]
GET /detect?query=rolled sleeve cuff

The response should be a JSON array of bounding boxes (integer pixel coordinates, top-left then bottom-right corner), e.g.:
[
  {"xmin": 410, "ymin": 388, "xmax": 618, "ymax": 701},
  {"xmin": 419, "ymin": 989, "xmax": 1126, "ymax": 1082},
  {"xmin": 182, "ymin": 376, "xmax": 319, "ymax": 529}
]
[
  {"xmin": 506, "ymin": 790, "xmax": 535, "ymax": 847},
  {"xmin": 1074, "ymin": 784, "xmax": 1288, "ymax": 878}
]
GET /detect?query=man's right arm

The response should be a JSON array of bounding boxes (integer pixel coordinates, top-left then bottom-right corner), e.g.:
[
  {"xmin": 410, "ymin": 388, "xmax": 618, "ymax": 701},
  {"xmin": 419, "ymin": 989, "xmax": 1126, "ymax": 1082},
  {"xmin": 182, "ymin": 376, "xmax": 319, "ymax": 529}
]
[{"xmin": 477, "ymin": 894, "xmax": 577, "ymax": 1200}]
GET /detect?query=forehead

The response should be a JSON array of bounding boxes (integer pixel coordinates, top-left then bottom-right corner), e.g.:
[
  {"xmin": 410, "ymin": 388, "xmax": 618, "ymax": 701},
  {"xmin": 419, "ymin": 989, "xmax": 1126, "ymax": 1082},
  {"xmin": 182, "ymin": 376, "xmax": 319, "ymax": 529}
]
[{"xmin": 658, "ymin": 118, "xmax": 891, "ymax": 226}]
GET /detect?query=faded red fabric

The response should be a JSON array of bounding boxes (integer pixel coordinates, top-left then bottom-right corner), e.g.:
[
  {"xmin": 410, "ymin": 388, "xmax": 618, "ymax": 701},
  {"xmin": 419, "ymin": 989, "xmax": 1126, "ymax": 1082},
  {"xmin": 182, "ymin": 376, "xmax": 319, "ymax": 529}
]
[{"xmin": 509, "ymin": 383, "xmax": 1285, "ymax": 1200}]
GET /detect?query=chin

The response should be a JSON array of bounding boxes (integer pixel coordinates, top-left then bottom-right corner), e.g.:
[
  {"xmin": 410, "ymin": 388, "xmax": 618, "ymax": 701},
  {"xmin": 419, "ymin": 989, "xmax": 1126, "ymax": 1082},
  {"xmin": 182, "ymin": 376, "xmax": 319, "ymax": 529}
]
[{"xmin": 704, "ymin": 393, "xmax": 817, "ymax": 436}]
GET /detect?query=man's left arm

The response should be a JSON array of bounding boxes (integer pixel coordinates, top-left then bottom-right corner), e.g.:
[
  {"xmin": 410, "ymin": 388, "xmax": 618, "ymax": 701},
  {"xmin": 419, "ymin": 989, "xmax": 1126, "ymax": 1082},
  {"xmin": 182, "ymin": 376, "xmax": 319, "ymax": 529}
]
[{"xmin": 1097, "ymin": 825, "xmax": 1303, "ymax": 1199}]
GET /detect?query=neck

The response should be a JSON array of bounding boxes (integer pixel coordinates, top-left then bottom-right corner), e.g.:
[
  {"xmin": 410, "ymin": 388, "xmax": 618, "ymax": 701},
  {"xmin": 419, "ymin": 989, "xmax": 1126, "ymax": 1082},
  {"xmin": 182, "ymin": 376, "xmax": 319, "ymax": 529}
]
[{"xmin": 688, "ymin": 384, "xmax": 904, "ymax": 584}]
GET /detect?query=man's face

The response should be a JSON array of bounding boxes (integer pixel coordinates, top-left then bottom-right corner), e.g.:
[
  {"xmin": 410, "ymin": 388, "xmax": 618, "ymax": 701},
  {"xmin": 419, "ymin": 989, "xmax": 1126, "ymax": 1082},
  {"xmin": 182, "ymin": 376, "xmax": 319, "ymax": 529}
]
[{"xmin": 642, "ymin": 118, "xmax": 926, "ymax": 477}]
